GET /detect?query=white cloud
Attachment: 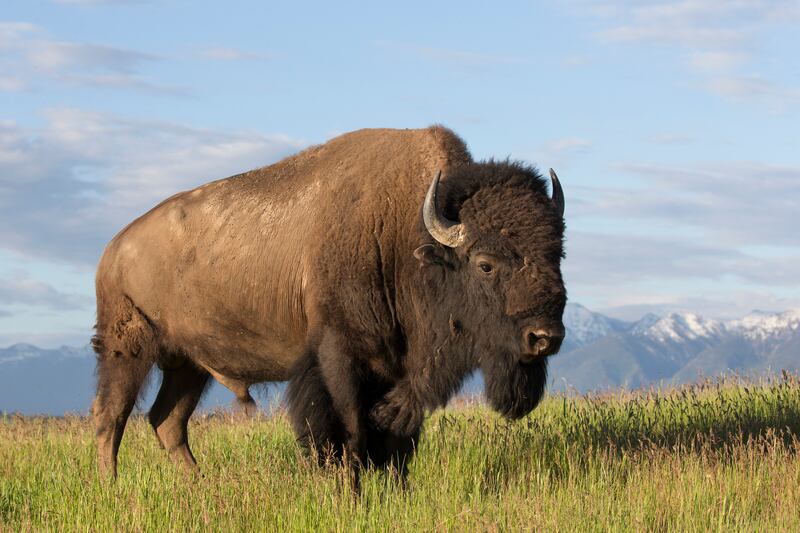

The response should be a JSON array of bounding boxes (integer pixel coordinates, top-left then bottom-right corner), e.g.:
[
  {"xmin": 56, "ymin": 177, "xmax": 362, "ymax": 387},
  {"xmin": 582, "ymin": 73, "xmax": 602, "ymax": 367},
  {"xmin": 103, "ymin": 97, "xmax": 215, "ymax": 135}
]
[
  {"xmin": 26, "ymin": 40, "xmax": 153, "ymax": 73},
  {"xmin": 702, "ymin": 75, "xmax": 800, "ymax": 110},
  {"xmin": 0, "ymin": 21, "xmax": 181, "ymax": 93},
  {"xmin": 0, "ymin": 108, "xmax": 305, "ymax": 264},
  {"xmin": 0, "ymin": 271, "xmax": 91, "ymax": 310},
  {"xmin": 688, "ymin": 51, "xmax": 747, "ymax": 71},
  {"xmin": 568, "ymin": 160, "xmax": 800, "ymax": 248},
  {"xmin": 566, "ymin": 230, "xmax": 800, "ymax": 288},
  {"xmin": 566, "ymin": 229, "xmax": 800, "ymax": 320},
  {"xmin": 564, "ymin": 155, "xmax": 800, "ymax": 318},
  {"xmin": 572, "ymin": 0, "xmax": 800, "ymax": 108},
  {"xmin": 0, "ymin": 76, "xmax": 25, "ymax": 91}
]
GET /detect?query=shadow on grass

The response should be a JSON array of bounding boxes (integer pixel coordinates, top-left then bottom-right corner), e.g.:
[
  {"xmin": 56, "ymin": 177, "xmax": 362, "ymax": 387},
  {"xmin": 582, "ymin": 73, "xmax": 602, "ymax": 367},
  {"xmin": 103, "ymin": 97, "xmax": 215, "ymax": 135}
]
[{"xmin": 427, "ymin": 372, "xmax": 800, "ymax": 495}]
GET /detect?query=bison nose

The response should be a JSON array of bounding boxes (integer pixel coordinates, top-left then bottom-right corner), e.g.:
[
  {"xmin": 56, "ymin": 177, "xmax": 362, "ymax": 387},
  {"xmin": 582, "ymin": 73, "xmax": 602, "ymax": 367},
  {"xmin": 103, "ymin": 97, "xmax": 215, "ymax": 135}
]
[{"xmin": 520, "ymin": 326, "xmax": 565, "ymax": 362}]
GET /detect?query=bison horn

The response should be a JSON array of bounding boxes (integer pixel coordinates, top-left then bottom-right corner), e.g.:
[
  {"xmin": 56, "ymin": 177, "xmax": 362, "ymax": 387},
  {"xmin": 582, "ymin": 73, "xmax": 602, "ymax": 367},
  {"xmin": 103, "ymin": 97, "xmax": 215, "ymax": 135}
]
[
  {"xmin": 422, "ymin": 170, "xmax": 467, "ymax": 248},
  {"xmin": 549, "ymin": 168, "xmax": 565, "ymax": 217}
]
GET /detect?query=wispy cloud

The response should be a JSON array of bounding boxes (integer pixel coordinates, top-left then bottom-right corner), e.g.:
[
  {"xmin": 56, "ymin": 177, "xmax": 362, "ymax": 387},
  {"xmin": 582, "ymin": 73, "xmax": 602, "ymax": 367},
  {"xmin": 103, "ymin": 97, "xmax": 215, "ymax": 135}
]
[
  {"xmin": 567, "ymin": 230, "xmax": 800, "ymax": 287},
  {"xmin": 702, "ymin": 75, "xmax": 800, "ymax": 108},
  {"xmin": 532, "ymin": 137, "xmax": 592, "ymax": 167},
  {"xmin": 0, "ymin": 21, "xmax": 182, "ymax": 93},
  {"xmin": 0, "ymin": 108, "xmax": 305, "ymax": 264},
  {"xmin": 566, "ymin": 230, "xmax": 800, "ymax": 320},
  {"xmin": 0, "ymin": 272, "xmax": 91, "ymax": 310},
  {"xmin": 568, "ymin": 160, "xmax": 800, "ymax": 248},
  {"xmin": 0, "ymin": 76, "xmax": 25, "ymax": 91},
  {"xmin": 573, "ymin": 0, "xmax": 800, "ymax": 108},
  {"xmin": 564, "ymin": 154, "xmax": 800, "ymax": 317}
]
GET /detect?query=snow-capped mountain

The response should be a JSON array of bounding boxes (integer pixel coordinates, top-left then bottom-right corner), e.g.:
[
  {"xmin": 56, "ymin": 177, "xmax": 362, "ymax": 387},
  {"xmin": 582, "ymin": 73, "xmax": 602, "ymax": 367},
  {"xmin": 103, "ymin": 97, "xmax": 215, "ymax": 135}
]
[
  {"xmin": 554, "ymin": 306, "xmax": 800, "ymax": 392},
  {"xmin": 638, "ymin": 313, "xmax": 726, "ymax": 343},
  {"xmin": 562, "ymin": 303, "xmax": 630, "ymax": 350},
  {"xmin": 728, "ymin": 309, "xmax": 800, "ymax": 341}
]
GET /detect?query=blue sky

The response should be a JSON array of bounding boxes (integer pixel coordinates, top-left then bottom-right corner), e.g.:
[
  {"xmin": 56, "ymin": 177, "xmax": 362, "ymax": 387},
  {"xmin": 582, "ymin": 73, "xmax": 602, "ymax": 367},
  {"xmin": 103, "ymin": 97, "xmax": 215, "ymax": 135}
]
[{"xmin": 1, "ymin": 0, "xmax": 799, "ymax": 347}]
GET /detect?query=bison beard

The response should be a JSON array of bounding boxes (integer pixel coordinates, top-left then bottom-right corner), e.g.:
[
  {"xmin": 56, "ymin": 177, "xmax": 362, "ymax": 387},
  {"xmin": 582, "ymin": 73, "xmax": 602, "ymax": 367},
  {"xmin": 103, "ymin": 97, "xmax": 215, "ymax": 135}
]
[{"xmin": 482, "ymin": 353, "xmax": 548, "ymax": 419}]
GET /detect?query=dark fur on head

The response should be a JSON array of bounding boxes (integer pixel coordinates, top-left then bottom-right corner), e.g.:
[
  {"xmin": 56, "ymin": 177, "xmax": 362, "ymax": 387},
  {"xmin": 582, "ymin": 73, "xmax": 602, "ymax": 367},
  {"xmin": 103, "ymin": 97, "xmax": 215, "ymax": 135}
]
[{"xmin": 373, "ymin": 158, "xmax": 566, "ymax": 434}]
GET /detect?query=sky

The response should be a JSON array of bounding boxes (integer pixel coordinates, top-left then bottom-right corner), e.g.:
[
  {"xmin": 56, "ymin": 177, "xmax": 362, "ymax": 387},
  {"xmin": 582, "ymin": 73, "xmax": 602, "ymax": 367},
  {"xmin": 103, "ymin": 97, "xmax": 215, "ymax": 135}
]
[{"xmin": 1, "ymin": 0, "xmax": 799, "ymax": 347}]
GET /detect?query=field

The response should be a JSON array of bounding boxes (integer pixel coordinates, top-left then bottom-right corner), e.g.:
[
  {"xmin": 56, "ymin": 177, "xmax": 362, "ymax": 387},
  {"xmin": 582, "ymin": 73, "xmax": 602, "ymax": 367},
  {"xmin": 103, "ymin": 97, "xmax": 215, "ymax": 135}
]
[{"xmin": 2, "ymin": 375, "xmax": 800, "ymax": 532}]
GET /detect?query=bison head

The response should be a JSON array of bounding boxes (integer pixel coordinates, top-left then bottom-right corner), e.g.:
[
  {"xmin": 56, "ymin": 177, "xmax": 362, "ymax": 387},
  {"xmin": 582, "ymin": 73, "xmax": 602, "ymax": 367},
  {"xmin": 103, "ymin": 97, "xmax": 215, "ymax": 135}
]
[{"xmin": 414, "ymin": 163, "xmax": 566, "ymax": 419}]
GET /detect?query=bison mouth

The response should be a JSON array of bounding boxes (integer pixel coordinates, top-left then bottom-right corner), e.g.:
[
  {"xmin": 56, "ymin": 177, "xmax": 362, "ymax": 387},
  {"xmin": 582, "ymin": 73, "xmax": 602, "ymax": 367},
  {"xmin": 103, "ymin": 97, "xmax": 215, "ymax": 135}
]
[{"xmin": 481, "ymin": 353, "xmax": 548, "ymax": 419}]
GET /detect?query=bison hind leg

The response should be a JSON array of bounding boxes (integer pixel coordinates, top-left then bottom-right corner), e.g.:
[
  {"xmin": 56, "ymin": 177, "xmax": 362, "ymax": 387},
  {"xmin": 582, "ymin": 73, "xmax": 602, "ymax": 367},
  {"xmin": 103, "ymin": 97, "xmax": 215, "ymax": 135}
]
[
  {"xmin": 148, "ymin": 360, "xmax": 210, "ymax": 471},
  {"xmin": 92, "ymin": 296, "xmax": 158, "ymax": 479},
  {"xmin": 286, "ymin": 351, "xmax": 346, "ymax": 464},
  {"xmin": 234, "ymin": 390, "xmax": 258, "ymax": 419}
]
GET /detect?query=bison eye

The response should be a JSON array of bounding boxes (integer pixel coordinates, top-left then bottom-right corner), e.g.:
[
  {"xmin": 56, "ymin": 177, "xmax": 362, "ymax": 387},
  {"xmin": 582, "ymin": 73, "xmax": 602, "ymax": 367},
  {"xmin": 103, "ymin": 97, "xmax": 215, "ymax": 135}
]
[{"xmin": 479, "ymin": 262, "xmax": 493, "ymax": 274}]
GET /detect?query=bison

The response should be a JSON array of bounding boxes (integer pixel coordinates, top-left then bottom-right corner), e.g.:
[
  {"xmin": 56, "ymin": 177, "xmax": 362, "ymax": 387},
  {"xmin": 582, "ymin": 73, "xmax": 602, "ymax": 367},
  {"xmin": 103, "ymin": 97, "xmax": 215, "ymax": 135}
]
[{"xmin": 92, "ymin": 126, "xmax": 567, "ymax": 481}]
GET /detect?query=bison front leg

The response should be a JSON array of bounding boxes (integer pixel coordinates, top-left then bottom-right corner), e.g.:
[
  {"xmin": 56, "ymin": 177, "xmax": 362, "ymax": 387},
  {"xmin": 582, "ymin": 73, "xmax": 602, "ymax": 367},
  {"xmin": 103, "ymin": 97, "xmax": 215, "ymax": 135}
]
[
  {"xmin": 287, "ymin": 349, "xmax": 346, "ymax": 462},
  {"xmin": 315, "ymin": 332, "xmax": 368, "ymax": 477},
  {"xmin": 369, "ymin": 379, "xmax": 426, "ymax": 437}
]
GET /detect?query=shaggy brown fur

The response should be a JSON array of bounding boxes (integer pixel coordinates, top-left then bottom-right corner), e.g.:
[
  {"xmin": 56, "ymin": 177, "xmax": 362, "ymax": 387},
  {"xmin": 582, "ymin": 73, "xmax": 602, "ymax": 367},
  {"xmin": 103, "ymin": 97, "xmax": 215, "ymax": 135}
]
[{"xmin": 92, "ymin": 126, "xmax": 566, "ymax": 481}]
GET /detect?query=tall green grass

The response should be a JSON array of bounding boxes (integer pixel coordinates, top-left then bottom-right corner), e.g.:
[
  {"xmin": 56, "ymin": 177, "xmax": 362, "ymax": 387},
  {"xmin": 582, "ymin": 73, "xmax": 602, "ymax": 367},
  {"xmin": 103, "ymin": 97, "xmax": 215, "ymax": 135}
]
[{"xmin": 2, "ymin": 374, "xmax": 800, "ymax": 531}]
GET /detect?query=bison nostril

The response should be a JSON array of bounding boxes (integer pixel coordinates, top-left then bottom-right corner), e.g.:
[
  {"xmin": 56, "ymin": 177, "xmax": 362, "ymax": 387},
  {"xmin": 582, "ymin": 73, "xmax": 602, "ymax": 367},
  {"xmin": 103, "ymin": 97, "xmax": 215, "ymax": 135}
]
[
  {"xmin": 526, "ymin": 332, "xmax": 550, "ymax": 352},
  {"xmin": 535, "ymin": 337, "xmax": 550, "ymax": 353},
  {"xmin": 522, "ymin": 327, "xmax": 564, "ymax": 361}
]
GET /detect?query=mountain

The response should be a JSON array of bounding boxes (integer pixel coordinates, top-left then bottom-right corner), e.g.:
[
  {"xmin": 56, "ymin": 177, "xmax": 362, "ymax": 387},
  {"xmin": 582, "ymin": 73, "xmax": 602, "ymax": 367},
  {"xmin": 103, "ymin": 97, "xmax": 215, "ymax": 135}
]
[
  {"xmin": 551, "ymin": 305, "xmax": 800, "ymax": 392},
  {"xmin": 0, "ymin": 344, "xmax": 269, "ymax": 415},
  {"xmin": 560, "ymin": 303, "xmax": 630, "ymax": 352},
  {"xmin": 2, "ymin": 304, "xmax": 799, "ymax": 414}
]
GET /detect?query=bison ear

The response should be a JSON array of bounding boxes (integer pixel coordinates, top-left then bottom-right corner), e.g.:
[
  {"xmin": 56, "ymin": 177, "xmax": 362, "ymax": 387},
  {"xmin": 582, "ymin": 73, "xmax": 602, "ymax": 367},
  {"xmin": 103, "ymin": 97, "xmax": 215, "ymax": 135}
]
[{"xmin": 413, "ymin": 244, "xmax": 454, "ymax": 268}]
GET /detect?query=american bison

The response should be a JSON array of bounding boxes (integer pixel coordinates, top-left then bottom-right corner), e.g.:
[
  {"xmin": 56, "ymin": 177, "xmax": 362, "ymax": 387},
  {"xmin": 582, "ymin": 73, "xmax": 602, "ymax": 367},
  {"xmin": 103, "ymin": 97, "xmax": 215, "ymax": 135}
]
[{"xmin": 92, "ymin": 126, "xmax": 566, "ymax": 481}]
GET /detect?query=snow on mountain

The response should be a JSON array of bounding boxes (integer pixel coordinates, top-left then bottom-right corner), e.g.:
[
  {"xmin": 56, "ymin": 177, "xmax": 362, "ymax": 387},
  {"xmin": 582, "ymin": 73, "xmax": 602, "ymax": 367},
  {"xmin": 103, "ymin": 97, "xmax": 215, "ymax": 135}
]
[
  {"xmin": 0, "ymin": 343, "xmax": 92, "ymax": 364},
  {"xmin": 639, "ymin": 313, "xmax": 726, "ymax": 343},
  {"xmin": 0, "ymin": 343, "xmax": 49, "ymax": 364},
  {"xmin": 727, "ymin": 309, "xmax": 800, "ymax": 340},
  {"xmin": 629, "ymin": 313, "xmax": 661, "ymax": 335},
  {"xmin": 562, "ymin": 303, "xmax": 630, "ymax": 345}
]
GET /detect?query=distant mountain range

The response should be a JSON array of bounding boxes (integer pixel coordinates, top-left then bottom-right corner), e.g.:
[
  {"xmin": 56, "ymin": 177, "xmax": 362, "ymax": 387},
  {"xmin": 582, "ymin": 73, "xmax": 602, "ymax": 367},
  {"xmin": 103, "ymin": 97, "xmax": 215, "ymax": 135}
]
[
  {"xmin": 2, "ymin": 304, "xmax": 799, "ymax": 414},
  {"xmin": 549, "ymin": 304, "xmax": 800, "ymax": 392}
]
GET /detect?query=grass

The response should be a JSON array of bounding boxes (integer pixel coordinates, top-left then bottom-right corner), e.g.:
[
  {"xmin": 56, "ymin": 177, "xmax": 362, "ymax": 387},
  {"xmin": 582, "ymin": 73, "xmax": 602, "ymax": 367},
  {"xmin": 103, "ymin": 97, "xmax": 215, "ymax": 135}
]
[{"xmin": 2, "ymin": 373, "xmax": 800, "ymax": 531}]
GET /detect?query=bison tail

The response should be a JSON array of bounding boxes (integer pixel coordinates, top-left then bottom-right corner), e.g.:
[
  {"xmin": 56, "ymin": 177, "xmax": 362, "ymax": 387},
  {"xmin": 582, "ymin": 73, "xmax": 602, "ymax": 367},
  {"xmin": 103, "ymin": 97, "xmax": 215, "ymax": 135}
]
[{"xmin": 93, "ymin": 295, "xmax": 159, "ymax": 365}]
